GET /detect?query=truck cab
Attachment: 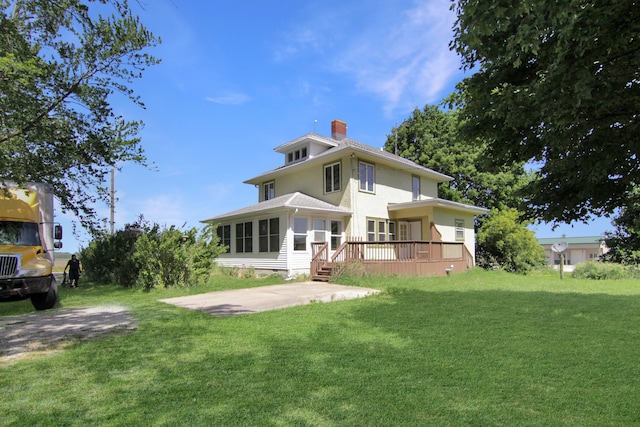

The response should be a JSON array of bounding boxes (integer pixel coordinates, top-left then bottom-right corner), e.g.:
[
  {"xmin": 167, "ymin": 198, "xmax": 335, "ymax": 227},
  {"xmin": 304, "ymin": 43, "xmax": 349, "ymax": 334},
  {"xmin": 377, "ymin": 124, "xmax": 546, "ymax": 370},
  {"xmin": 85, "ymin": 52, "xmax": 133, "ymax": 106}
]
[{"xmin": 0, "ymin": 183, "xmax": 62, "ymax": 310}]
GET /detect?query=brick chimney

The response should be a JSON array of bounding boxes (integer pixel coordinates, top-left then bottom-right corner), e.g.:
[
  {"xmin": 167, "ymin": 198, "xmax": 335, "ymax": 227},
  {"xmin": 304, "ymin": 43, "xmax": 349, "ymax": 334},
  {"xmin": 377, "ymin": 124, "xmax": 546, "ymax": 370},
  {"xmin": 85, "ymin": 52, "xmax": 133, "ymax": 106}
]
[{"xmin": 331, "ymin": 119, "xmax": 347, "ymax": 140}]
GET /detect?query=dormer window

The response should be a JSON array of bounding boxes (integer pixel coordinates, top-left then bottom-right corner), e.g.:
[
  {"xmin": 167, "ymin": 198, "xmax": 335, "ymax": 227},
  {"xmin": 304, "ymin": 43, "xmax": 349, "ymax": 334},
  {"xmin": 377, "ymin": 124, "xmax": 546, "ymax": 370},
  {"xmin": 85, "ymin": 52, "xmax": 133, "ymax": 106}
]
[{"xmin": 286, "ymin": 146, "xmax": 308, "ymax": 165}]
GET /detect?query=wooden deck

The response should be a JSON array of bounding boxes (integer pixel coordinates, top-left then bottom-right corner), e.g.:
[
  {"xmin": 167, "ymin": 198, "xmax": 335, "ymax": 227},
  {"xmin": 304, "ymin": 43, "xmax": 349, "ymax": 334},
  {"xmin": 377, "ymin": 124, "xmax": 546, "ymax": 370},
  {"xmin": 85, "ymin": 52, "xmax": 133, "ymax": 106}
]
[{"xmin": 311, "ymin": 240, "xmax": 473, "ymax": 281}]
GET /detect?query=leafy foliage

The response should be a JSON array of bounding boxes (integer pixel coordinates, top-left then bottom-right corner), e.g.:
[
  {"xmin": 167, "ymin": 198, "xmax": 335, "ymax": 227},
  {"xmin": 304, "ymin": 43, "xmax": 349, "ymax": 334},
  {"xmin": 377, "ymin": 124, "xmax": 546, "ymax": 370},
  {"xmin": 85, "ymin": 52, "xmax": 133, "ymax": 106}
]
[
  {"xmin": 476, "ymin": 208, "xmax": 547, "ymax": 273},
  {"xmin": 80, "ymin": 218, "xmax": 226, "ymax": 289},
  {"xmin": 383, "ymin": 104, "xmax": 528, "ymax": 211},
  {"xmin": 451, "ymin": 1, "xmax": 640, "ymax": 224},
  {"xmin": 79, "ymin": 228, "xmax": 139, "ymax": 287},
  {"xmin": 571, "ymin": 261, "xmax": 640, "ymax": 280},
  {"xmin": 134, "ymin": 223, "xmax": 224, "ymax": 290},
  {"xmin": 602, "ymin": 187, "xmax": 640, "ymax": 265},
  {"xmin": 0, "ymin": 0, "xmax": 160, "ymax": 231}
]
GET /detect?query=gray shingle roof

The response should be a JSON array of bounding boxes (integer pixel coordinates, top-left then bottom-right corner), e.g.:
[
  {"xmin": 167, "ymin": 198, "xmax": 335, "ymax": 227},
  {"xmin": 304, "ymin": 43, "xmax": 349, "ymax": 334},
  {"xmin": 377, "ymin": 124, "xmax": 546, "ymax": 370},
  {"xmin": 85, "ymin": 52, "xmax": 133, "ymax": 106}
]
[
  {"xmin": 537, "ymin": 236, "xmax": 605, "ymax": 245},
  {"xmin": 201, "ymin": 192, "xmax": 351, "ymax": 223},
  {"xmin": 244, "ymin": 138, "xmax": 453, "ymax": 184},
  {"xmin": 388, "ymin": 198, "xmax": 489, "ymax": 215}
]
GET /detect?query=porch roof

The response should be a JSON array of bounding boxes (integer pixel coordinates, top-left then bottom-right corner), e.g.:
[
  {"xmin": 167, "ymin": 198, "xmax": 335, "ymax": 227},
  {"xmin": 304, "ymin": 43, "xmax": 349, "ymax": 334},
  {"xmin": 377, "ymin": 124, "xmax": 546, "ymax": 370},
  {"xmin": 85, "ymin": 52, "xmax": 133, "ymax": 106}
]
[
  {"xmin": 388, "ymin": 198, "xmax": 489, "ymax": 215},
  {"xmin": 201, "ymin": 192, "xmax": 352, "ymax": 223}
]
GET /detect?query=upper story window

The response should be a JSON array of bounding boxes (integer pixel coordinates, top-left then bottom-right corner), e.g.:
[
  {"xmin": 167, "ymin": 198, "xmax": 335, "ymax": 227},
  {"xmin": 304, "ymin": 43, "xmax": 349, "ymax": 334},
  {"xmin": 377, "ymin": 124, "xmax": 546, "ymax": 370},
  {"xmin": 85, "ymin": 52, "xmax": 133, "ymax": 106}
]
[
  {"xmin": 263, "ymin": 181, "xmax": 275, "ymax": 201},
  {"xmin": 412, "ymin": 175, "xmax": 420, "ymax": 200},
  {"xmin": 324, "ymin": 162, "xmax": 341, "ymax": 193},
  {"xmin": 455, "ymin": 219, "xmax": 465, "ymax": 241},
  {"xmin": 286, "ymin": 146, "xmax": 308, "ymax": 165},
  {"xmin": 359, "ymin": 161, "xmax": 374, "ymax": 192}
]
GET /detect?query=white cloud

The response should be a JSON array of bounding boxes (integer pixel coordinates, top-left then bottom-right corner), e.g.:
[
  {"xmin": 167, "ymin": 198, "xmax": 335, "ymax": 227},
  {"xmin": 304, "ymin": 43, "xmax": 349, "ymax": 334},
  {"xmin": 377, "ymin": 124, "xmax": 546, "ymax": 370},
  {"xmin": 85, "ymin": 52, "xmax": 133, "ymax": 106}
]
[
  {"xmin": 339, "ymin": 0, "xmax": 461, "ymax": 113},
  {"xmin": 273, "ymin": 0, "xmax": 462, "ymax": 114},
  {"xmin": 205, "ymin": 92, "xmax": 250, "ymax": 105}
]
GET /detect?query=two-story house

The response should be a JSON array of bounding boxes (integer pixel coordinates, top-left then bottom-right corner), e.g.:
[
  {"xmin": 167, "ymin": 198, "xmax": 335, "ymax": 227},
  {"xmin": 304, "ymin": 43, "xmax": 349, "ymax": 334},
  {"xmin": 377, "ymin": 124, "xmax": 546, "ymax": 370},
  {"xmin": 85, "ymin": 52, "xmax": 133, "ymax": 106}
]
[{"xmin": 202, "ymin": 120, "xmax": 488, "ymax": 279}]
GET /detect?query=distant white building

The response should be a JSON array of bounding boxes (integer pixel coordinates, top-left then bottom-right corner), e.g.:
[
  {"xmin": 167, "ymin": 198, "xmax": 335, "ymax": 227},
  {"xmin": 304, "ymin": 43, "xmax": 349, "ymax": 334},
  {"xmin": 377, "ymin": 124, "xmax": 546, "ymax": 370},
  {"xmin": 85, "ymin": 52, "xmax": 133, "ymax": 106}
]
[{"xmin": 537, "ymin": 235, "xmax": 609, "ymax": 269}]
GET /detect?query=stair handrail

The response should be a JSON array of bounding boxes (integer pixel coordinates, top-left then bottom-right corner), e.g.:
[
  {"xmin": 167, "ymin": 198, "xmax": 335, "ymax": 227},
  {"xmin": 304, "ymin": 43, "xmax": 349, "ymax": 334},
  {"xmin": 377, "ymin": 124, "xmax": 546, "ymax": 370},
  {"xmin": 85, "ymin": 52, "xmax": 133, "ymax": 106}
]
[{"xmin": 310, "ymin": 242, "xmax": 329, "ymax": 277}]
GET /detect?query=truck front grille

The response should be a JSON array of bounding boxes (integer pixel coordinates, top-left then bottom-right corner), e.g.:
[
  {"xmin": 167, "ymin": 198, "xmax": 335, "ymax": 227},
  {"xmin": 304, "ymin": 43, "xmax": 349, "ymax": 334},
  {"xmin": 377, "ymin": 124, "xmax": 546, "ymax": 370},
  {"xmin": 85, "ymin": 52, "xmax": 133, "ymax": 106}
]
[{"xmin": 0, "ymin": 255, "xmax": 19, "ymax": 278}]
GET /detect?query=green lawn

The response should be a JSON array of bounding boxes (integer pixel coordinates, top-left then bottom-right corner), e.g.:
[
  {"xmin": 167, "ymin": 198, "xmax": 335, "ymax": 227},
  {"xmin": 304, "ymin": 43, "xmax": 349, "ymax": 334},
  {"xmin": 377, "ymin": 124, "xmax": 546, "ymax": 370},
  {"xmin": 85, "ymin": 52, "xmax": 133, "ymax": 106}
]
[{"xmin": 1, "ymin": 269, "xmax": 640, "ymax": 426}]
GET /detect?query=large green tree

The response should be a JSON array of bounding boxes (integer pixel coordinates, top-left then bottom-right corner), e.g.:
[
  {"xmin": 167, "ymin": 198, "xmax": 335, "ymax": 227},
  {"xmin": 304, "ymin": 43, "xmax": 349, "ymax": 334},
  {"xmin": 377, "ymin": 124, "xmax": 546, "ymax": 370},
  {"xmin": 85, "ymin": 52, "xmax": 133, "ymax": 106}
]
[
  {"xmin": 0, "ymin": 0, "xmax": 160, "ymax": 230},
  {"xmin": 450, "ymin": 0, "xmax": 639, "ymax": 224},
  {"xmin": 602, "ymin": 187, "xmax": 640, "ymax": 265},
  {"xmin": 383, "ymin": 104, "xmax": 528, "ymax": 211}
]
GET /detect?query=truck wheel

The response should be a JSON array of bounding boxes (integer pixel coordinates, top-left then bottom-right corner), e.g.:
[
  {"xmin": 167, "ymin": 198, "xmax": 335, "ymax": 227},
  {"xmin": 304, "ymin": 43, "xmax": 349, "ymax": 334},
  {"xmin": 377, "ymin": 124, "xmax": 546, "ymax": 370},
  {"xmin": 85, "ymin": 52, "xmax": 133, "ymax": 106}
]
[{"xmin": 31, "ymin": 281, "xmax": 59, "ymax": 311}]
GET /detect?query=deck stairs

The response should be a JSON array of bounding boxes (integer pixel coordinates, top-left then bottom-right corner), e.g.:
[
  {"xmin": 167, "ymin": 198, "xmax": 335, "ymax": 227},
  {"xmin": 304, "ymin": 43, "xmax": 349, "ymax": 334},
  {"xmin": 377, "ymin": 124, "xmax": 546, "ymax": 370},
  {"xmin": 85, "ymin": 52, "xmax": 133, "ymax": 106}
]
[{"xmin": 312, "ymin": 263, "xmax": 332, "ymax": 282}]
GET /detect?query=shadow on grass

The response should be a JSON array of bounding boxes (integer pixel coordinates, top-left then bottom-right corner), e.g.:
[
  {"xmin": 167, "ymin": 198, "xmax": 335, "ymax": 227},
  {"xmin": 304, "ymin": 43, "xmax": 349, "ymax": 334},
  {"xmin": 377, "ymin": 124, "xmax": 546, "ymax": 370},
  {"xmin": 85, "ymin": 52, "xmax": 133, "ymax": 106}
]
[{"xmin": 3, "ymin": 289, "xmax": 640, "ymax": 426}]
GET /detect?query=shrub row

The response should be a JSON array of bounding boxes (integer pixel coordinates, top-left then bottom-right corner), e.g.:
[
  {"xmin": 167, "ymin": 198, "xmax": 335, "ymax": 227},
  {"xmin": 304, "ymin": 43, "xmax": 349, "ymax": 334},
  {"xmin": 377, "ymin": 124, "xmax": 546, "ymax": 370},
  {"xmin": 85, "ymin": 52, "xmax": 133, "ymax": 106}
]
[
  {"xmin": 80, "ymin": 220, "xmax": 225, "ymax": 289},
  {"xmin": 572, "ymin": 261, "xmax": 640, "ymax": 280}
]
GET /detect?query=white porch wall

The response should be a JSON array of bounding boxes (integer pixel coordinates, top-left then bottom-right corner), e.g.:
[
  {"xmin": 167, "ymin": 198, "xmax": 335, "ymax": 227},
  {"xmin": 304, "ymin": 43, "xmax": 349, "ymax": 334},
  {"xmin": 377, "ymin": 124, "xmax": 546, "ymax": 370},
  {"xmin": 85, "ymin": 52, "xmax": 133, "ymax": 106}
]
[{"xmin": 432, "ymin": 209, "xmax": 477, "ymax": 262}]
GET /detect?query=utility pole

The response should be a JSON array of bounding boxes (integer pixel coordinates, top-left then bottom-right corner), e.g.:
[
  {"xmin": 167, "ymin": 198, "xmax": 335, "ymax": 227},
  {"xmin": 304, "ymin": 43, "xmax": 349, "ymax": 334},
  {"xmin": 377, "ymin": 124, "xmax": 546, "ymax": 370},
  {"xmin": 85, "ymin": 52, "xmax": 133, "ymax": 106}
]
[{"xmin": 110, "ymin": 169, "xmax": 115, "ymax": 234}]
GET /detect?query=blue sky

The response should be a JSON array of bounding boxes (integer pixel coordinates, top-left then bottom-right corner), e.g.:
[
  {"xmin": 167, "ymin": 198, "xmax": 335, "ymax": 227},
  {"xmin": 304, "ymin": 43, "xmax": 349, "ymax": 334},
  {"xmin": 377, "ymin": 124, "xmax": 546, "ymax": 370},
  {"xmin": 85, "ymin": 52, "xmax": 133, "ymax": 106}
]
[{"xmin": 58, "ymin": 0, "xmax": 613, "ymax": 253}]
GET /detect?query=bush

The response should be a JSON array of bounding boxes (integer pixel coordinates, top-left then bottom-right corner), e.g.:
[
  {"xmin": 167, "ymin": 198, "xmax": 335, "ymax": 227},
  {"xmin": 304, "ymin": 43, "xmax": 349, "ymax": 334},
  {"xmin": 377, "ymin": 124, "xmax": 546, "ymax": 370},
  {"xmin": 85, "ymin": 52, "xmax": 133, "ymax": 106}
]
[
  {"xmin": 476, "ymin": 208, "xmax": 547, "ymax": 274},
  {"xmin": 80, "ymin": 218, "xmax": 226, "ymax": 289},
  {"xmin": 572, "ymin": 261, "xmax": 640, "ymax": 280},
  {"xmin": 80, "ymin": 230, "xmax": 140, "ymax": 287}
]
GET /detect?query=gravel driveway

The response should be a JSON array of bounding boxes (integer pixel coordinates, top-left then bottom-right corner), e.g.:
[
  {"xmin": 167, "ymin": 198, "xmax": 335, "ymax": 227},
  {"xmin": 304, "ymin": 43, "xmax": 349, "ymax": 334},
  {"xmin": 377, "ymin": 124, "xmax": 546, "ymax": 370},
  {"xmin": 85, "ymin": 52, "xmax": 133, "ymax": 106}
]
[
  {"xmin": 0, "ymin": 306, "xmax": 137, "ymax": 362},
  {"xmin": 1, "ymin": 283, "xmax": 379, "ymax": 362}
]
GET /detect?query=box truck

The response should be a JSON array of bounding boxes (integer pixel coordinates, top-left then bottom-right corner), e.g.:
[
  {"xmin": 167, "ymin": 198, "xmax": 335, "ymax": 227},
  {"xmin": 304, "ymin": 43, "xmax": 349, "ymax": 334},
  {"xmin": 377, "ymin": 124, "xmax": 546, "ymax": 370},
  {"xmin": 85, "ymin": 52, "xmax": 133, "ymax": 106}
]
[{"xmin": 0, "ymin": 182, "xmax": 62, "ymax": 310}]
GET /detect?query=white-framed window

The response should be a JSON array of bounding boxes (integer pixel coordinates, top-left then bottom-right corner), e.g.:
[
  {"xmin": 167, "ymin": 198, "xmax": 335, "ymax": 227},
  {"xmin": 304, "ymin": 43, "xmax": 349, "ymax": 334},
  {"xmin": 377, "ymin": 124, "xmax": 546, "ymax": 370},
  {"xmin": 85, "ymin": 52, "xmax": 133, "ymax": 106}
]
[
  {"xmin": 367, "ymin": 218, "xmax": 394, "ymax": 241},
  {"xmin": 259, "ymin": 217, "xmax": 280, "ymax": 252},
  {"xmin": 313, "ymin": 218, "xmax": 326, "ymax": 243},
  {"xmin": 367, "ymin": 219, "xmax": 376, "ymax": 241},
  {"xmin": 293, "ymin": 217, "xmax": 308, "ymax": 251},
  {"xmin": 330, "ymin": 221, "xmax": 342, "ymax": 250},
  {"xmin": 388, "ymin": 221, "xmax": 396, "ymax": 241},
  {"xmin": 412, "ymin": 175, "xmax": 420, "ymax": 200},
  {"xmin": 286, "ymin": 147, "xmax": 308, "ymax": 164},
  {"xmin": 359, "ymin": 161, "xmax": 374, "ymax": 192},
  {"xmin": 235, "ymin": 221, "xmax": 253, "ymax": 253},
  {"xmin": 263, "ymin": 181, "xmax": 275, "ymax": 201},
  {"xmin": 378, "ymin": 220, "xmax": 386, "ymax": 242},
  {"xmin": 324, "ymin": 162, "xmax": 341, "ymax": 193},
  {"xmin": 216, "ymin": 224, "xmax": 231, "ymax": 253},
  {"xmin": 455, "ymin": 219, "xmax": 465, "ymax": 241}
]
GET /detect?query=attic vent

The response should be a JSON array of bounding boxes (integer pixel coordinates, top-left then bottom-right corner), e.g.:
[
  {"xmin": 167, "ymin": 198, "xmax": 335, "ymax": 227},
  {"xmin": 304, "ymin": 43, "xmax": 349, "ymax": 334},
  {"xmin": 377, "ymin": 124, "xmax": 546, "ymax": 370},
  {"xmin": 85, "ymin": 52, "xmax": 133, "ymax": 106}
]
[{"xmin": 331, "ymin": 119, "xmax": 347, "ymax": 141}]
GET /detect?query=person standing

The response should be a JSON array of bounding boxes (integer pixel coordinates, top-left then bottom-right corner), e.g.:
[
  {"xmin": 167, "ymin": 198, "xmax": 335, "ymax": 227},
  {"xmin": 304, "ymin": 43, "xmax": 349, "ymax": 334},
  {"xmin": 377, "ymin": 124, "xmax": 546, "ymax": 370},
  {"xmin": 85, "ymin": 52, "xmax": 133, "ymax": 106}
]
[{"xmin": 64, "ymin": 254, "xmax": 82, "ymax": 288}]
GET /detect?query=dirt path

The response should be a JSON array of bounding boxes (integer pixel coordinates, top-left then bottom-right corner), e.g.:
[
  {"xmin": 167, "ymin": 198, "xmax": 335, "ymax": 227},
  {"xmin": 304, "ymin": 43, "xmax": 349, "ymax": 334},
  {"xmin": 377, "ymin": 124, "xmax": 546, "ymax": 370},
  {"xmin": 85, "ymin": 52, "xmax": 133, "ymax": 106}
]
[{"xmin": 0, "ymin": 306, "xmax": 137, "ymax": 363}]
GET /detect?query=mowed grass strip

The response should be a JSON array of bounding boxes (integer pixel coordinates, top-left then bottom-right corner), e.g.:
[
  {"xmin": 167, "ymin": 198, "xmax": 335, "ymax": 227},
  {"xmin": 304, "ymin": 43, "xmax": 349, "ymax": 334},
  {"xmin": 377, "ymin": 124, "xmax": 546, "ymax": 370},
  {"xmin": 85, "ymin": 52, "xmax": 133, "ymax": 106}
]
[{"xmin": 1, "ymin": 269, "xmax": 639, "ymax": 426}]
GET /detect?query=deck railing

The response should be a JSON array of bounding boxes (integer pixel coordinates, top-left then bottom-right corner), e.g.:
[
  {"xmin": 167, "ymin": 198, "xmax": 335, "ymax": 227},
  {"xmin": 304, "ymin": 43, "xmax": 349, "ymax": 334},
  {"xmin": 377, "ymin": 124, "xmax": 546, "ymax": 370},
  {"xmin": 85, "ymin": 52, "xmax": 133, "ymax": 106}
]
[{"xmin": 311, "ymin": 240, "xmax": 471, "ymax": 278}]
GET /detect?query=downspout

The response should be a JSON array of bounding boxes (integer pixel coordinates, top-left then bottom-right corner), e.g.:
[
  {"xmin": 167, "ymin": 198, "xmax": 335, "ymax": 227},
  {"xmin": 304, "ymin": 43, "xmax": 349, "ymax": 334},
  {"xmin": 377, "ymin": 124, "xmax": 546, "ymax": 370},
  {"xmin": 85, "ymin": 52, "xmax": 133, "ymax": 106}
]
[
  {"xmin": 287, "ymin": 208, "xmax": 299, "ymax": 278},
  {"xmin": 350, "ymin": 152, "xmax": 358, "ymax": 239}
]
